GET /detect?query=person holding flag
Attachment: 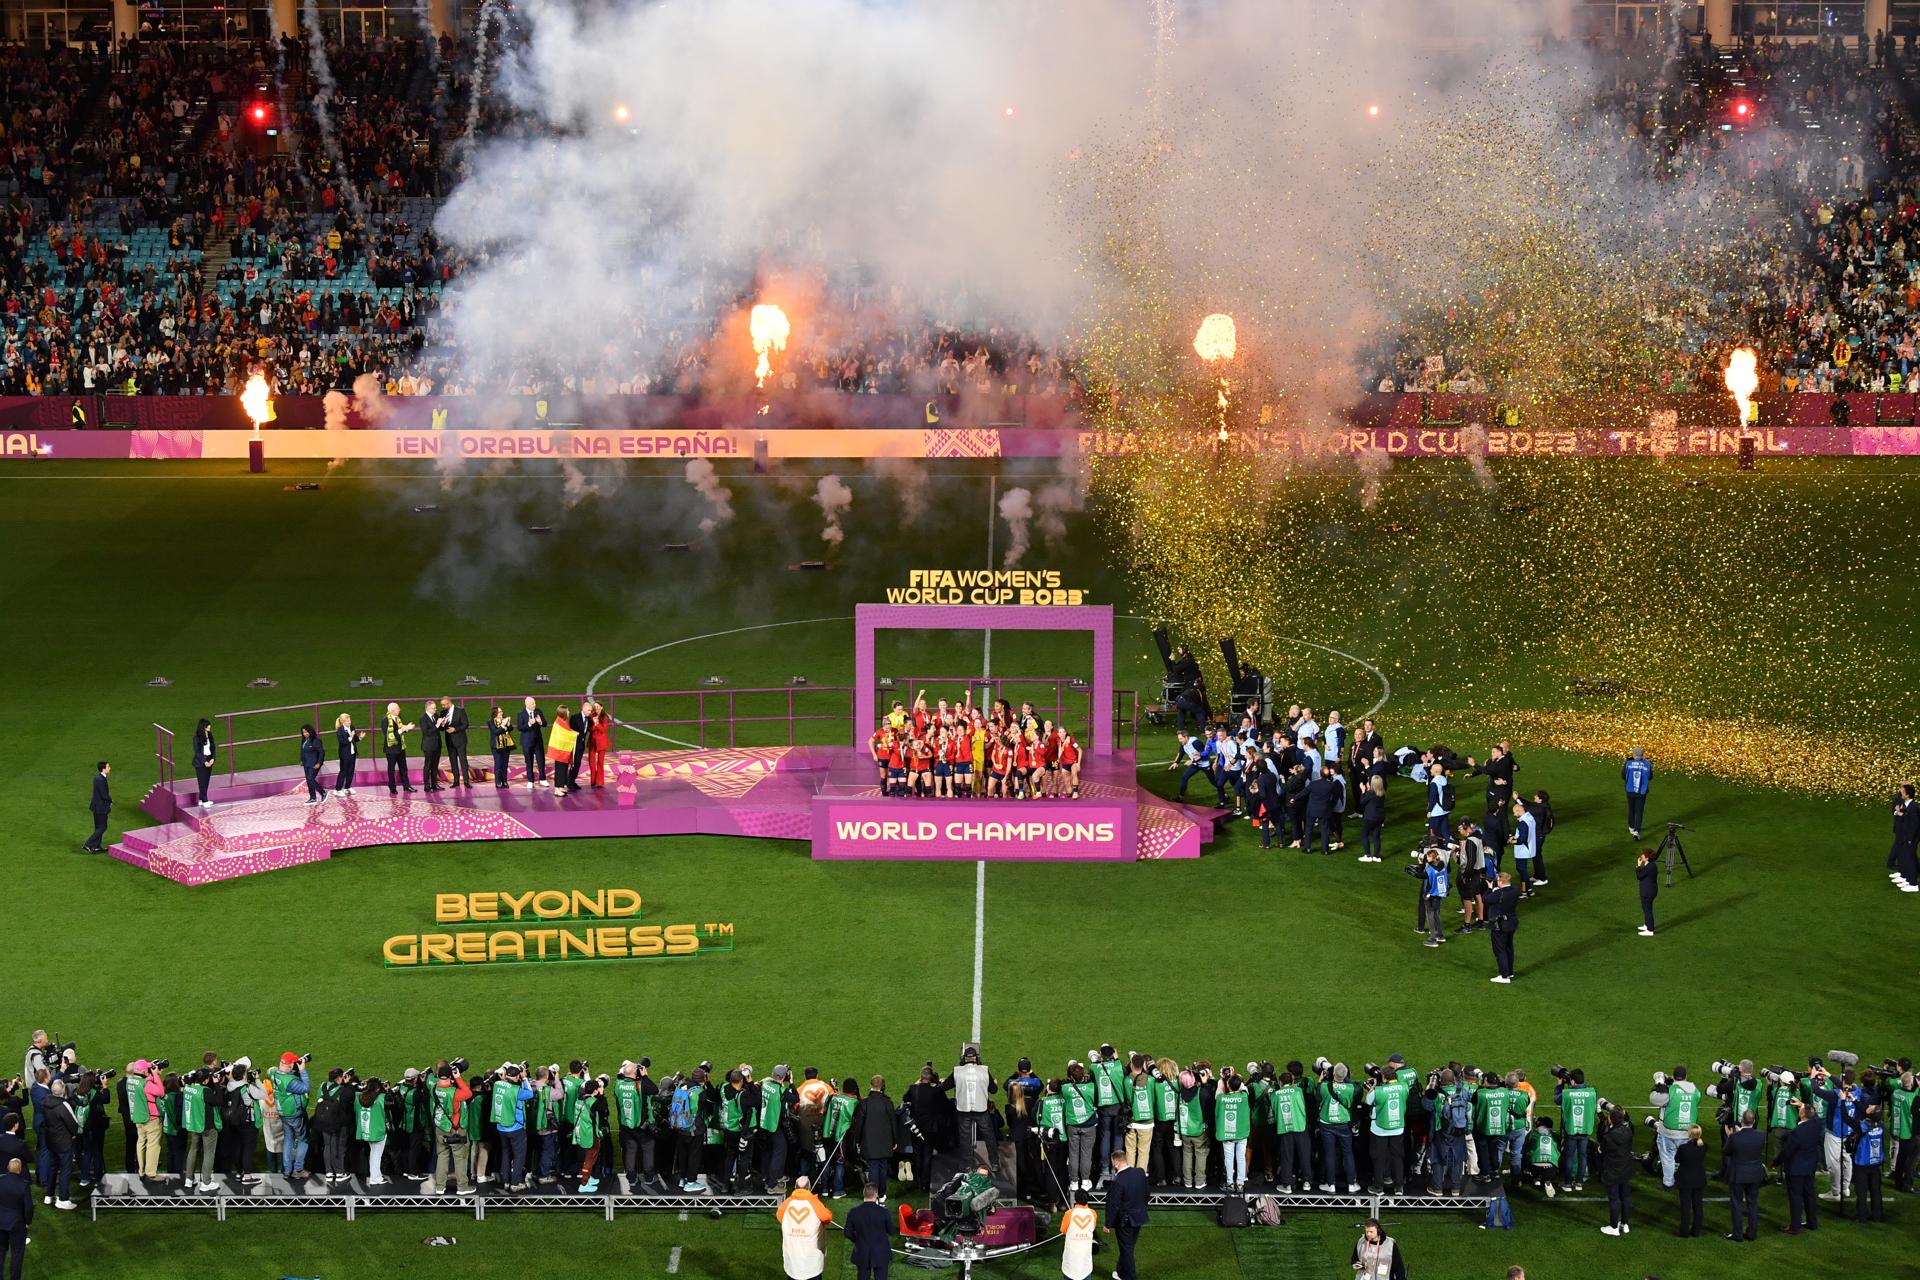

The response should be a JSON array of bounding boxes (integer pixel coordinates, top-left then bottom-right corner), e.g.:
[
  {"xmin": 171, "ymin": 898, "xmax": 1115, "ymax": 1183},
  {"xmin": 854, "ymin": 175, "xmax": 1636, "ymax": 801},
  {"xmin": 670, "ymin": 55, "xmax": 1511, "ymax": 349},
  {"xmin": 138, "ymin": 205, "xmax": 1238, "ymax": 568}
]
[
  {"xmin": 776, "ymin": 1175, "xmax": 834, "ymax": 1280},
  {"xmin": 547, "ymin": 708, "xmax": 580, "ymax": 796}
]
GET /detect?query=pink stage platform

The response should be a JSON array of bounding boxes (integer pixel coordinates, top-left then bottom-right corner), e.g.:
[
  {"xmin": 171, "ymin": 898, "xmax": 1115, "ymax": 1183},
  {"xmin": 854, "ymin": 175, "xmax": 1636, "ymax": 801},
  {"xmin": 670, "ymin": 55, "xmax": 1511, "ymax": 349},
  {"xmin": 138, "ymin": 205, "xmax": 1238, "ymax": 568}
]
[{"xmin": 116, "ymin": 746, "xmax": 1225, "ymax": 885}]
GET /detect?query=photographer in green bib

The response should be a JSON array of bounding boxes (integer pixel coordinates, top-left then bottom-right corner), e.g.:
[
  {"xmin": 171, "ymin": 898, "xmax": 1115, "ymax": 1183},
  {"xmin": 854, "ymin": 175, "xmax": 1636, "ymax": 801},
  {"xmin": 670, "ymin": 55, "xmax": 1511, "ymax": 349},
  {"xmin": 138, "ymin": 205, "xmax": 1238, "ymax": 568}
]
[
  {"xmin": 820, "ymin": 1077, "xmax": 859, "ymax": 1199},
  {"xmin": 571, "ymin": 1077, "xmax": 606, "ymax": 1193},
  {"xmin": 1148, "ymin": 1058, "xmax": 1178, "ymax": 1188},
  {"xmin": 1089, "ymin": 1045, "xmax": 1127, "ymax": 1186},
  {"xmin": 487, "ymin": 1063, "xmax": 534, "ymax": 1191},
  {"xmin": 558, "ymin": 1060, "xmax": 589, "ymax": 1182},
  {"xmin": 1705, "ymin": 1059, "xmax": 1766, "ymax": 1178},
  {"xmin": 1551, "ymin": 1067, "xmax": 1598, "ymax": 1191},
  {"xmin": 1125, "ymin": 1055, "xmax": 1156, "ymax": 1175},
  {"xmin": 1314, "ymin": 1060, "xmax": 1360, "ymax": 1195},
  {"xmin": 1173, "ymin": 1066, "xmax": 1210, "ymax": 1190},
  {"xmin": 353, "ymin": 1077, "xmax": 392, "ymax": 1186},
  {"xmin": 1213, "ymin": 1068, "xmax": 1253, "ymax": 1191},
  {"xmin": 267, "ymin": 1052, "xmax": 311, "ymax": 1177},
  {"xmin": 394, "ymin": 1068, "xmax": 429, "ymax": 1182},
  {"xmin": 1764, "ymin": 1069, "xmax": 1801, "ymax": 1161},
  {"xmin": 1270, "ymin": 1068, "xmax": 1310, "ymax": 1194},
  {"xmin": 719, "ymin": 1068, "xmax": 752, "ymax": 1193},
  {"xmin": 1648, "ymin": 1065, "xmax": 1701, "ymax": 1188},
  {"xmin": 1474, "ymin": 1070, "xmax": 1518, "ymax": 1178},
  {"xmin": 613, "ymin": 1059, "xmax": 660, "ymax": 1193},
  {"xmin": 1891, "ymin": 1069, "xmax": 1919, "ymax": 1192},
  {"xmin": 178, "ymin": 1068, "xmax": 222, "ymax": 1191},
  {"xmin": 1062, "ymin": 1061, "xmax": 1100, "ymax": 1193},
  {"xmin": 429, "ymin": 1061, "xmax": 473, "ymax": 1194},
  {"xmin": 1363, "ymin": 1063, "xmax": 1410, "ymax": 1194},
  {"xmin": 757, "ymin": 1065, "xmax": 795, "ymax": 1194},
  {"xmin": 528, "ymin": 1065, "xmax": 561, "ymax": 1186}
]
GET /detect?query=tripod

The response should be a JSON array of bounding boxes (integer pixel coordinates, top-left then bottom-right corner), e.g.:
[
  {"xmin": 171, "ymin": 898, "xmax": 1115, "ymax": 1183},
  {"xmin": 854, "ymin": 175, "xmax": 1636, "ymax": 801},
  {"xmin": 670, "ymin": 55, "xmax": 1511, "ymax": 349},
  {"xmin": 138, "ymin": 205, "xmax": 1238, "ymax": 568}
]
[{"xmin": 1656, "ymin": 822, "xmax": 1694, "ymax": 887}]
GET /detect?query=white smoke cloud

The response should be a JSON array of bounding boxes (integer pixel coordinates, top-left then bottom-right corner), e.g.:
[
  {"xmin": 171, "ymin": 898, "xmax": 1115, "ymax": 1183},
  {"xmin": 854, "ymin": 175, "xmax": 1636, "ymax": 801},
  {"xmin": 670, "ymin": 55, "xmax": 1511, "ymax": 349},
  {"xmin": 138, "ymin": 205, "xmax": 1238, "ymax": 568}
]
[
  {"xmin": 685, "ymin": 458, "xmax": 735, "ymax": 534},
  {"xmin": 1033, "ymin": 481, "xmax": 1080, "ymax": 551},
  {"xmin": 1461, "ymin": 423, "xmax": 1494, "ymax": 491},
  {"xmin": 998, "ymin": 485, "xmax": 1033, "ymax": 568},
  {"xmin": 874, "ymin": 456, "xmax": 931, "ymax": 525},
  {"xmin": 1353, "ymin": 445, "xmax": 1392, "ymax": 509},
  {"xmin": 814, "ymin": 474, "xmax": 854, "ymax": 547}
]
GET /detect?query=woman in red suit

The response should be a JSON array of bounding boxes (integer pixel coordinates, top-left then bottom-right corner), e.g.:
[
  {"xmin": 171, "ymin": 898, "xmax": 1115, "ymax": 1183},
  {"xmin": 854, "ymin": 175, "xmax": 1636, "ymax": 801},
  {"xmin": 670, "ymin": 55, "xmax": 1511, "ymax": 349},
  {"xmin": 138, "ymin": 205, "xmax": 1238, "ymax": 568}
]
[{"xmin": 588, "ymin": 699, "xmax": 611, "ymax": 789}]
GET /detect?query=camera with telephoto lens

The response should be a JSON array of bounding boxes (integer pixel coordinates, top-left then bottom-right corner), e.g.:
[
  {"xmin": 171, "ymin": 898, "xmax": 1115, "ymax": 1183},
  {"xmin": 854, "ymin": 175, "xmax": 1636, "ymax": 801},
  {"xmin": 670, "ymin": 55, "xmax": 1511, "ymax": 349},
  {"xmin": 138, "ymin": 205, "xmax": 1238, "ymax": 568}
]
[
  {"xmin": 98, "ymin": 1067, "xmax": 117, "ymax": 1081},
  {"xmin": 1549, "ymin": 1064, "xmax": 1579, "ymax": 1085},
  {"xmin": 1363, "ymin": 1062, "xmax": 1384, "ymax": 1084},
  {"xmin": 148, "ymin": 1058, "xmax": 171, "ymax": 1072},
  {"xmin": 450, "ymin": 1057, "xmax": 470, "ymax": 1074}
]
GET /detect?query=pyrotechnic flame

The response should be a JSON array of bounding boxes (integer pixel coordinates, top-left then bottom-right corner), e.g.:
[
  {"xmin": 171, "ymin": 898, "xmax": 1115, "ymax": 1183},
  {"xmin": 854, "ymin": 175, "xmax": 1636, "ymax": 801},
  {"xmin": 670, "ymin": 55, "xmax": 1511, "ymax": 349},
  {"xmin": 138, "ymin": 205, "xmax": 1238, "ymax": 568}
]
[
  {"xmin": 1724, "ymin": 347, "xmax": 1758, "ymax": 428},
  {"xmin": 1194, "ymin": 314, "xmax": 1237, "ymax": 442},
  {"xmin": 241, "ymin": 372, "xmax": 275, "ymax": 434},
  {"xmin": 1192, "ymin": 313, "xmax": 1237, "ymax": 364},
  {"xmin": 749, "ymin": 304, "xmax": 791, "ymax": 390}
]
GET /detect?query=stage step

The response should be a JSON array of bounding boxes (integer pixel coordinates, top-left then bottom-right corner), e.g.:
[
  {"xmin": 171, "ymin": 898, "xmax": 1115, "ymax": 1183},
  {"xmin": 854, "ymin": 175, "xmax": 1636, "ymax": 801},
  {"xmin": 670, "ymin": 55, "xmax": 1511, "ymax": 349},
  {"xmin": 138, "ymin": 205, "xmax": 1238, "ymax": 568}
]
[{"xmin": 118, "ymin": 822, "xmax": 198, "ymax": 854}]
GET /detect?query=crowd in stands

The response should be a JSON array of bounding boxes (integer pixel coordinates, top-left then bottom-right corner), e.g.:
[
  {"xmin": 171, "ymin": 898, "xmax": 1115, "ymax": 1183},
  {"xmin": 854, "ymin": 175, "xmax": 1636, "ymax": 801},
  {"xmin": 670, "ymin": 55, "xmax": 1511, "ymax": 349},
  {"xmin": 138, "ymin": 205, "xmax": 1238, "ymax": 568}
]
[{"xmin": 9, "ymin": 27, "xmax": 1920, "ymax": 400}]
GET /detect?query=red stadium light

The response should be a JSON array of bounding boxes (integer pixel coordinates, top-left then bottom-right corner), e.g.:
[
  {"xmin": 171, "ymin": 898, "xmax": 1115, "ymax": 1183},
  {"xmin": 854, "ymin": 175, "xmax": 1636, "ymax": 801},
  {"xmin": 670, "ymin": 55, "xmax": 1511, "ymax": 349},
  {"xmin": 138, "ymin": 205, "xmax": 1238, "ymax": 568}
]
[
  {"xmin": 250, "ymin": 103, "xmax": 268, "ymax": 123},
  {"xmin": 1733, "ymin": 100, "xmax": 1751, "ymax": 118}
]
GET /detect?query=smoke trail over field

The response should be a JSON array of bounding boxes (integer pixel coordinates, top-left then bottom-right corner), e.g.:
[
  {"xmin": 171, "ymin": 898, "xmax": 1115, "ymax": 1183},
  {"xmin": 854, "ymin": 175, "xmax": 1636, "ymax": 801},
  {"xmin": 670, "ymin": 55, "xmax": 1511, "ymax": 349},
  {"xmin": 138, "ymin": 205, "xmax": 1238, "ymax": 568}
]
[
  {"xmin": 685, "ymin": 459, "xmax": 734, "ymax": 534},
  {"xmin": 814, "ymin": 474, "xmax": 853, "ymax": 548}
]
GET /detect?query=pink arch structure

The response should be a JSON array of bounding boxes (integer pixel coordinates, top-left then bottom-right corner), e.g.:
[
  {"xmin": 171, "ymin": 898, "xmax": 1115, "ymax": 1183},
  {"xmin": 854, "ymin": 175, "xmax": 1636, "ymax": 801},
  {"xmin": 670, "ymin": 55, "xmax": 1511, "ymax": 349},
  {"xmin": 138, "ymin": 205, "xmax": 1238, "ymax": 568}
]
[{"xmin": 852, "ymin": 603, "xmax": 1117, "ymax": 757}]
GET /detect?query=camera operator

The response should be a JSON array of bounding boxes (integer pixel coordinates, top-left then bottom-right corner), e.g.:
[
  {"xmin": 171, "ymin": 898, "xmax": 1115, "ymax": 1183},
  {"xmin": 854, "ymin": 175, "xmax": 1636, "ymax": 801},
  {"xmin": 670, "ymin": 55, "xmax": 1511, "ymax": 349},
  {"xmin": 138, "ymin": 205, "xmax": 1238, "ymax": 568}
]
[
  {"xmin": 941, "ymin": 1046, "xmax": 997, "ymax": 1175},
  {"xmin": 530, "ymin": 1065, "xmax": 562, "ymax": 1186},
  {"xmin": 1853, "ymin": 1104, "xmax": 1886, "ymax": 1222},
  {"xmin": 353, "ymin": 1075, "xmax": 393, "ymax": 1185},
  {"xmin": 1550, "ymin": 1068, "xmax": 1597, "ymax": 1192},
  {"xmin": 1090, "ymin": 1046, "xmax": 1127, "ymax": 1185},
  {"xmin": 219, "ymin": 1064, "xmax": 263, "ymax": 1183},
  {"xmin": 613, "ymin": 1060, "xmax": 658, "ymax": 1193},
  {"xmin": 74, "ymin": 1071, "xmax": 107, "ymax": 1190},
  {"xmin": 1806, "ymin": 1061, "xmax": 1858, "ymax": 1203},
  {"xmin": 571, "ymin": 1077, "xmax": 607, "ymax": 1193},
  {"xmin": 1648, "ymin": 1066, "xmax": 1701, "ymax": 1189},
  {"xmin": 756, "ymin": 1065, "xmax": 795, "ymax": 1194},
  {"xmin": 1314, "ymin": 1062, "xmax": 1360, "ymax": 1196},
  {"xmin": 1473, "ymin": 1070, "xmax": 1519, "ymax": 1178},
  {"xmin": 1418, "ymin": 847, "xmax": 1448, "ymax": 947},
  {"xmin": 20, "ymin": 1037, "xmax": 49, "ymax": 1090},
  {"xmin": 1597, "ymin": 1104, "xmax": 1636, "ymax": 1236}
]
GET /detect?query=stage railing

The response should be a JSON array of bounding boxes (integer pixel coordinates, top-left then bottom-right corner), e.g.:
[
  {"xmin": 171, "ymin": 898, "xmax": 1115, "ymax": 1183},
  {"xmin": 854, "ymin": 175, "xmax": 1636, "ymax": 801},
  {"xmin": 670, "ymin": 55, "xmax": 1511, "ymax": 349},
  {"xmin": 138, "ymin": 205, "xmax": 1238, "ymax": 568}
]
[
  {"xmin": 152, "ymin": 724, "xmax": 174, "ymax": 790},
  {"xmin": 172, "ymin": 688, "xmax": 855, "ymax": 785}
]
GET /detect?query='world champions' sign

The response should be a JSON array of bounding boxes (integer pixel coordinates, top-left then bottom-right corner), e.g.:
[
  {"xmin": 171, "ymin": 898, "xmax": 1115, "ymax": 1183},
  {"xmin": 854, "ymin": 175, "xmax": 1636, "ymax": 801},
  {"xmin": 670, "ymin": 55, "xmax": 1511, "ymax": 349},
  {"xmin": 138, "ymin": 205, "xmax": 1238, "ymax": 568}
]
[
  {"xmin": 811, "ymin": 798, "xmax": 1136, "ymax": 862},
  {"xmin": 382, "ymin": 888, "xmax": 734, "ymax": 968}
]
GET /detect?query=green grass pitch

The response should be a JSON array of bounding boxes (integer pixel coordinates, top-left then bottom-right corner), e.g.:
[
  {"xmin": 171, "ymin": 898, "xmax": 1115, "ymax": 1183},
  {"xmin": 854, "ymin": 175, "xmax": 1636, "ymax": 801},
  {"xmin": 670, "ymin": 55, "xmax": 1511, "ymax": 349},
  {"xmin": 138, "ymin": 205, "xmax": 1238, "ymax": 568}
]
[{"xmin": 1, "ymin": 456, "xmax": 1914, "ymax": 1279}]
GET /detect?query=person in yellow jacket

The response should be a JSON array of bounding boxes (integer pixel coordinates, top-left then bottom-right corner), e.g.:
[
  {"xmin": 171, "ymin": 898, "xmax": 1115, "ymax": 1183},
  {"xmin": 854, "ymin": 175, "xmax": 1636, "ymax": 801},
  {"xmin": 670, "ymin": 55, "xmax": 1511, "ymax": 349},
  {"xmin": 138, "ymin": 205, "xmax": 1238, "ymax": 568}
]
[{"xmin": 777, "ymin": 1175, "xmax": 834, "ymax": 1279}]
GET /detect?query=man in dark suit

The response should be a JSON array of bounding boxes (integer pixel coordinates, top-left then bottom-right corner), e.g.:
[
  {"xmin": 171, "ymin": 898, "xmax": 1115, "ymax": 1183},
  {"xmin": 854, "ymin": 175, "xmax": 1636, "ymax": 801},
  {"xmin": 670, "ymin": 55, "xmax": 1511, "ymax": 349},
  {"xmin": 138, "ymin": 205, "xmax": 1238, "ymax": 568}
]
[
  {"xmin": 1103, "ymin": 1150, "xmax": 1149, "ymax": 1280},
  {"xmin": 0, "ymin": 1156, "xmax": 30, "ymax": 1280},
  {"xmin": 852, "ymin": 1076, "xmax": 895, "ymax": 1204},
  {"xmin": 1724, "ymin": 1111, "xmax": 1766, "ymax": 1240},
  {"xmin": 440, "ymin": 698, "xmax": 471, "ymax": 788},
  {"xmin": 1774, "ymin": 1104, "xmax": 1824, "ymax": 1233},
  {"xmin": 420, "ymin": 700, "xmax": 445, "ymax": 792},
  {"xmin": 0, "ymin": 1117, "xmax": 26, "ymax": 1176},
  {"xmin": 1484, "ymin": 872, "xmax": 1520, "ymax": 983},
  {"xmin": 515, "ymin": 697, "xmax": 547, "ymax": 787},
  {"xmin": 1350, "ymin": 718, "xmax": 1383, "ymax": 773},
  {"xmin": 83, "ymin": 761, "xmax": 112, "ymax": 853},
  {"xmin": 841, "ymin": 1182, "xmax": 892, "ymax": 1280}
]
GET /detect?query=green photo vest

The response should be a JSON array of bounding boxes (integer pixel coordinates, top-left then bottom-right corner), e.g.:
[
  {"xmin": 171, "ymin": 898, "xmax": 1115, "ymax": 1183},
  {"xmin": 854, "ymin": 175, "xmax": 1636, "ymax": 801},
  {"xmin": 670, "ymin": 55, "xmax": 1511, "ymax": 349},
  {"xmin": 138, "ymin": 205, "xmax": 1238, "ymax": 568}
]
[
  {"xmin": 1478, "ymin": 1088, "xmax": 1511, "ymax": 1136},
  {"xmin": 1891, "ymin": 1088, "xmax": 1918, "ymax": 1141},
  {"xmin": 355, "ymin": 1097, "xmax": 387, "ymax": 1142},
  {"xmin": 758, "ymin": 1085, "xmax": 784, "ymax": 1133},
  {"xmin": 1271, "ymin": 1086, "xmax": 1306, "ymax": 1134},
  {"xmin": 1063, "ymin": 1081, "xmax": 1096, "ymax": 1126},
  {"xmin": 1319, "ymin": 1082, "xmax": 1355, "ymax": 1126},
  {"xmin": 1529, "ymin": 1129, "xmax": 1560, "ymax": 1166},
  {"xmin": 1130, "ymin": 1081, "xmax": 1154, "ymax": 1123},
  {"xmin": 434, "ymin": 1083, "xmax": 460, "ymax": 1132},
  {"xmin": 824, "ymin": 1093, "xmax": 856, "ymax": 1142},
  {"xmin": 269, "ymin": 1070, "xmax": 304, "ymax": 1118},
  {"xmin": 1214, "ymin": 1091, "xmax": 1250, "ymax": 1141},
  {"xmin": 124, "ymin": 1077, "xmax": 151, "ymax": 1124},
  {"xmin": 561, "ymin": 1076, "xmax": 584, "ymax": 1124},
  {"xmin": 1662, "ymin": 1084, "xmax": 1700, "ymax": 1130},
  {"xmin": 180, "ymin": 1085, "xmax": 210, "ymax": 1133},
  {"xmin": 574, "ymin": 1101, "xmax": 599, "ymax": 1148},
  {"xmin": 614, "ymin": 1079, "xmax": 645, "ymax": 1129},
  {"xmin": 1768, "ymin": 1086, "xmax": 1799, "ymax": 1129},
  {"xmin": 1152, "ymin": 1080, "xmax": 1176, "ymax": 1123},
  {"xmin": 720, "ymin": 1090, "xmax": 744, "ymax": 1133},
  {"xmin": 1175, "ymin": 1093, "xmax": 1204, "ymax": 1138},
  {"xmin": 1093, "ymin": 1060, "xmax": 1124, "ymax": 1107},
  {"xmin": 1372, "ymin": 1081, "xmax": 1409, "ymax": 1132},
  {"xmin": 1561, "ymin": 1086, "xmax": 1598, "ymax": 1137},
  {"xmin": 1037, "ymin": 1094, "xmax": 1065, "ymax": 1134},
  {"xmin": 489, "ymin": 1079, "xmax": 521, "ymax": 1127}
]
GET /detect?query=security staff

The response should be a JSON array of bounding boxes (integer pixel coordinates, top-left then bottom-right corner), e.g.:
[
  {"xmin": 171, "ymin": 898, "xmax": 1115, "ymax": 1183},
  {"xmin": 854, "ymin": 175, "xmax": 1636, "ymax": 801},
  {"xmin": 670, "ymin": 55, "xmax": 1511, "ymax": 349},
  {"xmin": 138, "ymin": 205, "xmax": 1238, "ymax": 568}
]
[
  {"xmin": 1622, "ymin": 748, "xmax": 1652, "ymax": 839},
  {"xmin": 83, "ymin": 761, "xmax": 112, "ymax": 853},
  {"xmin": 1484, "ymin": 872, "xmax": 1520, "ymax": 983},
  {"xmin": 1723, "ymin": 1111, "xmax": 1766, "ymax": 1241},
  {"xmin": 941, "ymin": 1047, "xmax": 997, "ymax": 1172},
  {"xmin": 383, "ymin": 704, "xmax": 416, "ymax": 794}
]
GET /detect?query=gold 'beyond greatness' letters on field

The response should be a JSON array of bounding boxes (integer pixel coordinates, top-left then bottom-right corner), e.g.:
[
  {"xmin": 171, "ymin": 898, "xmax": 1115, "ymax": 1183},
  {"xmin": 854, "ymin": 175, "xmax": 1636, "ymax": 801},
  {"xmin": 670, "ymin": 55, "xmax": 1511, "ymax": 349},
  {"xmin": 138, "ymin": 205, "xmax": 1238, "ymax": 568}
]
[
  {"xmin": 883, "ymin": 569, "xmax": 1088, "ymax": 606},
  {"xmin": 382, "ymin": 887, "xmax": 734, "ymax": 968}
]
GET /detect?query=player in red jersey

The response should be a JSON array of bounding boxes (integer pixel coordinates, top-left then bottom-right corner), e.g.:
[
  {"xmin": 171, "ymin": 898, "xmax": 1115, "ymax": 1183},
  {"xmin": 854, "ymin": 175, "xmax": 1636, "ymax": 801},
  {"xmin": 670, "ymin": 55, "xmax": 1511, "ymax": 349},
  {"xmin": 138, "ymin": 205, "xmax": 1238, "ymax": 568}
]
[
  {"xmin": 1058, "ymin": 729, "xmax": 1082, "ymax": 798},
  {"xmin": 885, "ymin": 730, "xmax": 908, "ymax": 796},
  {"xmin": 907, "ymin": 731, "xmax": 935, "ymax": 797},
  {"xmin": 946, "ymin": 723, "xmax": 972, "ymax": 797},
  {"xmin": 870, "ymin": 724, "xmax": 895, "ymax": 793},
  {"xmin": 987, "ymin": 732, "xmax": 1012, "ymax": 798}
]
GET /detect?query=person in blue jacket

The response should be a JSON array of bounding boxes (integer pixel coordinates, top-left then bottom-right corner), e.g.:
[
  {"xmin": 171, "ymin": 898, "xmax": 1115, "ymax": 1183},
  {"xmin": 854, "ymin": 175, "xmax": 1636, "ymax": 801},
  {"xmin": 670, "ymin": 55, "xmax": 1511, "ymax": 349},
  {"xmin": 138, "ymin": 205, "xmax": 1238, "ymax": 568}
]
[
  {"xmin": 1622, "ymin": 748, "xmax": 1653, "ymax": 839},
  {"xmin": 1854, "ymin": 1105, "xmax": 1886, "ymax": 1222},
  {"xmin": 298, "ymin": 724, "xmax": 326, "ymax": 805}
]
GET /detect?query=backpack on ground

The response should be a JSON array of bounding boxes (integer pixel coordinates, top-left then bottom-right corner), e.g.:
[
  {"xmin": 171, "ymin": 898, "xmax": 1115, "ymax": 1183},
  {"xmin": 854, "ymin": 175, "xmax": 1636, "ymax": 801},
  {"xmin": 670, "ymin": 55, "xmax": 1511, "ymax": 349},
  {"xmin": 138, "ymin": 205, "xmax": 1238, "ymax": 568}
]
[
  {"xmin": 1482, "ymin": 1195, "xmax": 1513, "ymax": 1230},
  {"xmin": 1216, "ymin": 1193, "xmax": 1250, "ymax": 1228},
  {"xmin": 1254, "ymin": 1194, "xmax": 1283, "ymax": 1226}
]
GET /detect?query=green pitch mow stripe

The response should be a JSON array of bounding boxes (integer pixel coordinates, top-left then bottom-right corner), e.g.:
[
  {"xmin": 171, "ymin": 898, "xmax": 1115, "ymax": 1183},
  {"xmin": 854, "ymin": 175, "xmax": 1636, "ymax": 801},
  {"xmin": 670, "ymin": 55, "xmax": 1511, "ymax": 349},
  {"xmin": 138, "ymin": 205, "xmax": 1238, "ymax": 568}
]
[{"xmin": 1233, "ymin": 1218, "xmax": 1330, "ymax": 1279}]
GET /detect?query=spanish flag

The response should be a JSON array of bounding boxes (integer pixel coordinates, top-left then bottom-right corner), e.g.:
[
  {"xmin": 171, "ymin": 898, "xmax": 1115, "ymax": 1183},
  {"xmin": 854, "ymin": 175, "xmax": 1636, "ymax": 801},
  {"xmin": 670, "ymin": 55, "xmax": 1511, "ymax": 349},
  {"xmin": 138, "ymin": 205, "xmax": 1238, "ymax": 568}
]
[{"xmin": 547, "ymin": 721, "xmax": 579, "ymax": 763}]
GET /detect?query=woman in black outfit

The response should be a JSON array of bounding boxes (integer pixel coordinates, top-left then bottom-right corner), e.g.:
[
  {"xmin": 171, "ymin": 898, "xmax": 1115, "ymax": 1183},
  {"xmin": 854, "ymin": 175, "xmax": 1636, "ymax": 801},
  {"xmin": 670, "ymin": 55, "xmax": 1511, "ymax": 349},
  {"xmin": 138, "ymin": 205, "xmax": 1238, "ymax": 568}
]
[
  {"xmin": 334, "ymin": 713, "xmax": 365, "ymax": 797},
  {"xmin": 1675, "ymin": 1123, "xmax": 1708, "ymax": 1236},
  {"xmin": 489, "ymin": 705, "xmax": 515, "ymax": 788},
  {"xmin": 191, "ymin": 718, "xmax": 216, "ymax": 809},
  {"xmin": 1636, "ymin": 848, "xmax": 1659, "ymax": 936},
  {"xmin": 299, "ymin": 724, "xmax": 326, "ymax": 804},
  {"xmin": 1598, "ymin": 1104, "xmax": 1635, "ymax": 1236},
  {"xmin": 1360, "ymin": 775, "xmax": 1387, "ymax": 862}
]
